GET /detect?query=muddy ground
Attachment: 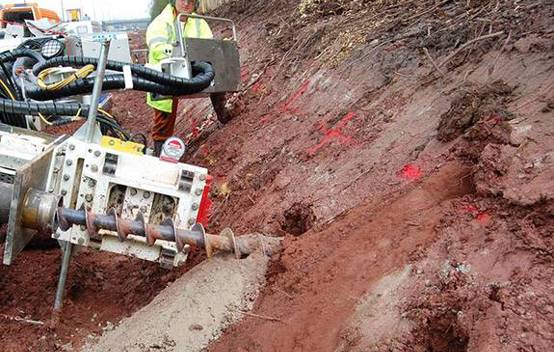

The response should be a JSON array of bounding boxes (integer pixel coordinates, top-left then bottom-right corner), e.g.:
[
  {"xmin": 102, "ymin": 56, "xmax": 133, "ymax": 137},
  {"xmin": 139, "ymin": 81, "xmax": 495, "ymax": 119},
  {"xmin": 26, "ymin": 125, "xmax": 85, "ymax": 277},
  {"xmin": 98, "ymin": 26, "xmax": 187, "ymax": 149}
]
[{"xmin": 1, "ymin": 0, "xmax": 553, "ymax": 351}]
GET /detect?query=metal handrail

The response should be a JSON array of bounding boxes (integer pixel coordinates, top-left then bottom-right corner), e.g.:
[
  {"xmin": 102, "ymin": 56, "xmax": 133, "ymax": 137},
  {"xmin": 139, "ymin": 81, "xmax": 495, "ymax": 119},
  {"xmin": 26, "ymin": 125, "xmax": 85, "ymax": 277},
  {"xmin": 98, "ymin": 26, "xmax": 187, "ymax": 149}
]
[{"xmin": 177, "ymin": 13, "xmax": 238, "ymax": 42}]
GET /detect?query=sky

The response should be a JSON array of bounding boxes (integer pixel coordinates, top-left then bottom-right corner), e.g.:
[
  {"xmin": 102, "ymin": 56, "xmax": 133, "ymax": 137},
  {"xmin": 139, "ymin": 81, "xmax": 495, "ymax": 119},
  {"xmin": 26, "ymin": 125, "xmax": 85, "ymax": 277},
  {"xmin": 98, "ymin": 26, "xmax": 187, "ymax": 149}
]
[{"xmin": 0, "ymin": 0, "xmax": 152, "ymax": 21}]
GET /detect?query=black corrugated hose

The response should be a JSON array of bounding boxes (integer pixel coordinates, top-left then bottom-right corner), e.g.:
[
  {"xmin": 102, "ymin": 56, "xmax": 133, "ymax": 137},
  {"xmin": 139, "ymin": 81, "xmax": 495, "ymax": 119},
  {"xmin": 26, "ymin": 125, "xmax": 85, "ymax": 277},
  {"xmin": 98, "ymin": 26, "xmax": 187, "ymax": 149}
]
[
  {"xmin": 26, "ymin": 61, "xmax": 214, "ymax": 100},
  {"xmin": 0, "ymin": 49, "xmax": 215, "ymax": 135},
  {"xmin": 32, "ymin": 56, "xmax": 215, "ymax": 91}
]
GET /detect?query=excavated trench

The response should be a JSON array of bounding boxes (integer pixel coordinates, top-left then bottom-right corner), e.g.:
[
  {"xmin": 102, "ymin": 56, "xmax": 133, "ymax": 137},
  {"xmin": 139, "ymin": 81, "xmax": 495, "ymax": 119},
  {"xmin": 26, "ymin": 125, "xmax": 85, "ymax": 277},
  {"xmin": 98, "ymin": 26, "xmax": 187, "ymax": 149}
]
[{"xmin": 1, "ymin": 0, "xmax": 553, "ymax": 351}]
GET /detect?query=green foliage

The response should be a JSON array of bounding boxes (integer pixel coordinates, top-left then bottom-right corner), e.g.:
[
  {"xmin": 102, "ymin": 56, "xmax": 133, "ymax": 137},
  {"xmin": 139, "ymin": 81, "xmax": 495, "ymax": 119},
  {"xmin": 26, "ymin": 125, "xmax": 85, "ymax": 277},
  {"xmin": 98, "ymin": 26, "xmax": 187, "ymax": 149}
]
[{"xmin": 149, "ymin": 0, "xmax": 171, "ymax": 19}]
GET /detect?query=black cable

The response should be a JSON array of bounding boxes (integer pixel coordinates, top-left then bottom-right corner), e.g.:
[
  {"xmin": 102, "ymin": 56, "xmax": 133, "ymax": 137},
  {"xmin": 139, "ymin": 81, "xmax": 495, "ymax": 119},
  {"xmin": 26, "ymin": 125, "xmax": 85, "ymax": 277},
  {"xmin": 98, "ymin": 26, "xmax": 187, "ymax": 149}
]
[
  {"xmin": 97, "ymin": 114, "xmax": 129, "ymax": 140},
  {"xmin": 0, "ymin": 97, "xmax": 88, "ymax": 116},
  {"xmin": 0, "ymin": 62, "xmax": 20, "ymax": 100},
  {"xmin": 130, "ymin": 133, "xmax": 148, "ymax": 146},
  {"xmin": 25, "ymin": 64, "xmax": 214, "ymax": 100},
  {"xmin": 0, "ymin": 48, "xmax": 45, "ymax": 64},
  {"xmin": 32, "ymin": 56, "xmax": 215, "ymax": 89}
]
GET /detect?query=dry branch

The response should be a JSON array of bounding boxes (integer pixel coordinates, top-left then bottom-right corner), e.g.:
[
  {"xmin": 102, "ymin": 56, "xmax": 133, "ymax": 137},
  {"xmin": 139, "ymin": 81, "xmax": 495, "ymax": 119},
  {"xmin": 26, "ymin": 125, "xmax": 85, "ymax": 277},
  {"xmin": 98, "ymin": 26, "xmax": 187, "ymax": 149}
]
[
  {"xmin": 0, "ymin": 313, "xmax": 45, "ymax": 326},
  {"xmin": 439, "ymin": 31, "xmax": 504, "ymax": 67},
  {"xmin": 423, "ymin": 47, "xmax": 445, "ymax": 76},
  {"xmin": 488, "ymin": 30, "xmax": 512, "ymax": 75}
]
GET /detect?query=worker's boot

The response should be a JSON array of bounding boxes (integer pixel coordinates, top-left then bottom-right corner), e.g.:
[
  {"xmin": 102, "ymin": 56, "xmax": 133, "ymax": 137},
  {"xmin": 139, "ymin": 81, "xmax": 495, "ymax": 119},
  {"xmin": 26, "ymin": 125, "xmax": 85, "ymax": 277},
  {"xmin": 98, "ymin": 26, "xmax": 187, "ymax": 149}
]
[
  {"xmin": 210, "ymin": 93, "xmax": 232, "ymax": 124},
  {"xmin": 153, "ymin": 141, "xmax": 164, "ymax": 157}
]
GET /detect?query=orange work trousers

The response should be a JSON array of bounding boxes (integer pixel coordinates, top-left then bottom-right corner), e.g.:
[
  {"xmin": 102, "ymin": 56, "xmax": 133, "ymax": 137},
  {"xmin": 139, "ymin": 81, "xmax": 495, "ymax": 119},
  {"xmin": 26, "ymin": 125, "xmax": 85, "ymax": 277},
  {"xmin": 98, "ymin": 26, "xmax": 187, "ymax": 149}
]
[{"xmin": 151, "ymin": 98, "xmax": 179, "ymax": 142}]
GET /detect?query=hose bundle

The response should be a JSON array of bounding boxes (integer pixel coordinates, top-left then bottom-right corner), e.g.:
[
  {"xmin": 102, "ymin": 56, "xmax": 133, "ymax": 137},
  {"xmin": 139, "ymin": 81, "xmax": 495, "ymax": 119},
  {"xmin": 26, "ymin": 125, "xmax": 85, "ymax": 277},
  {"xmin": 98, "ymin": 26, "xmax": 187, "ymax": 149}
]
[
  {"xmin": 0, "ymin": 47, "xmax": 215, "ymax": 136},
  {"xmin": 0, "ymin": 49, "xmax": 44, "ymax": 127},
  {"xmin": 33, "ymin": 56, "xmax": 215, "ymax": 92},
  {"xmin": 26, "ymin": 60, "xmax": 214, "ymax": 101}
]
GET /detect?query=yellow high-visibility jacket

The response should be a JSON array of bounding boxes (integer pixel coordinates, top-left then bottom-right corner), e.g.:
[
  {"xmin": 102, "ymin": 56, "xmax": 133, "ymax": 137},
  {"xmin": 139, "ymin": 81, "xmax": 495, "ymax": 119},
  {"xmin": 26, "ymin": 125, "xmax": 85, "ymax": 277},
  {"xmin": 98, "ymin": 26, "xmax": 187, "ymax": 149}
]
[{"xmin": 146, "ymin": 5, "xmax": 213, "ymax": 112}]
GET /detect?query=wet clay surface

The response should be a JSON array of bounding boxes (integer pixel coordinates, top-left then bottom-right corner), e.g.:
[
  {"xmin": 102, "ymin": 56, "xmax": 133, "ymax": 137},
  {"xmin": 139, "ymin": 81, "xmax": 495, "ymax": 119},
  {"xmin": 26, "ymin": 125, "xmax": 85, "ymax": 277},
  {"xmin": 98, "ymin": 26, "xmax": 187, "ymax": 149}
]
[{"xmin": 1, "ymin": 0, "xmax": 553, "ymax": 351}]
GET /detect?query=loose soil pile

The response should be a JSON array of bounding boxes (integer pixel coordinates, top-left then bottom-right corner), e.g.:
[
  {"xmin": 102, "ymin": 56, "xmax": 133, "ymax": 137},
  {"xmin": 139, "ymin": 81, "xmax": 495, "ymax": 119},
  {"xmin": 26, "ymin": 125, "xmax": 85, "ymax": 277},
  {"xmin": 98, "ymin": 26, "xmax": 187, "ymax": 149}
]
[{"xmin": 1, "ymin": 0, "xmax": 553, "ymax": 351}]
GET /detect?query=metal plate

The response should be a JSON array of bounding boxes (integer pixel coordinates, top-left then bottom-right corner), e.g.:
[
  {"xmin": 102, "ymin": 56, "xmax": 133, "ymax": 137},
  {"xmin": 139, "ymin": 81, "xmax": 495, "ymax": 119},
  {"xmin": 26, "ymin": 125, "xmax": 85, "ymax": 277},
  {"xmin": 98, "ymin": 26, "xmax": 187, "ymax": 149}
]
[
  {"xmin": 3, "ymin": 145, "xmax": 56, "ymax": 265},
  {"xmin": 0, "ymin": 123, "xmax": 56, "ymax": 169},
  {"xmin": 186, "ymin": 38, "xmax": 241, "ymax": 95},
  {"xmin": 0, "ymin": 123, "xmax": 57, "ymax": 141}
]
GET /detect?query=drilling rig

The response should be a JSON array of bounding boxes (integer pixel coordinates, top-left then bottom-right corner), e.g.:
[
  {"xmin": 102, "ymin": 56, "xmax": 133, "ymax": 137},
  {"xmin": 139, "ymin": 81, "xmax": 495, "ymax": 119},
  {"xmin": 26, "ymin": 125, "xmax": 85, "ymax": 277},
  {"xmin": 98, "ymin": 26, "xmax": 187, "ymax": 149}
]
[{"xmin": 0, "ymin": 14, "xmax": 253, "ymax": 313}]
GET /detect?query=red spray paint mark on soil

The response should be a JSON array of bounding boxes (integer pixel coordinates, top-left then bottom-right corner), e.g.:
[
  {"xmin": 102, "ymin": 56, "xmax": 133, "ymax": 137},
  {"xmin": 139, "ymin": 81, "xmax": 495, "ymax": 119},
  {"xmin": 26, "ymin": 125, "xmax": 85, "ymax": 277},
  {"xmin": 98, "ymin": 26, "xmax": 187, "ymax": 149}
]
[
  {"xmin": 476, "ymin": 212, "xmax": 491, "ymax": 224},
  {"xmin": 240, "ymin": 67, "xmax": 250, "ymax": 82},
  {"xmin": 252, "ymin": 81, "xmax": 264, "ymax": 94},
  {"xmin": 307, "ymin": 112, "xmax": 357, "ymax": 155},
  {"xmin": 462, "ymin": 204, "xmax": 478, "ymax": 213},
  {"xmin": 279, "ymin": 80, "xmax": 310, "ymax": 114},
  {"xmin": 461, "ymin": 203, "xmax": 492, "ymax": 225},
  {"xmin": 399, "ymin": 164, "xmax": 422, "ymax": 181},
  {"xmin": 260, "ymin": 80, "xmax": 311, "ymax": 123},
  {"xmin": 190, "ymin": 118, "xmax": 200, "ymax": 139}
]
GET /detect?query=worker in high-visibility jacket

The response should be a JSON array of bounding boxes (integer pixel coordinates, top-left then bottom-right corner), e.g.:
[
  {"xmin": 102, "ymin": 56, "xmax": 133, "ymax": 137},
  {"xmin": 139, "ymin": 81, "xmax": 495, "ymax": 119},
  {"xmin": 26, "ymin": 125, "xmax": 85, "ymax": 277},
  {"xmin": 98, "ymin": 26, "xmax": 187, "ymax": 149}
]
[{"xmin": 146, "ymin": 0, "xmax": 229, "ymax": 155}]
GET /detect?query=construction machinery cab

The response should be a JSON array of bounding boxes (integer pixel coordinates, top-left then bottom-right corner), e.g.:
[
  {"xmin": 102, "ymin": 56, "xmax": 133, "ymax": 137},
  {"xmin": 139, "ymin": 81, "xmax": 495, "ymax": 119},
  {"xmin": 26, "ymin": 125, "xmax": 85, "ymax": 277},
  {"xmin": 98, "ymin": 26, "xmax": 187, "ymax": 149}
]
[{"xmin": 0, "ymin": 3, "xmax": 60, "ymax": 37}]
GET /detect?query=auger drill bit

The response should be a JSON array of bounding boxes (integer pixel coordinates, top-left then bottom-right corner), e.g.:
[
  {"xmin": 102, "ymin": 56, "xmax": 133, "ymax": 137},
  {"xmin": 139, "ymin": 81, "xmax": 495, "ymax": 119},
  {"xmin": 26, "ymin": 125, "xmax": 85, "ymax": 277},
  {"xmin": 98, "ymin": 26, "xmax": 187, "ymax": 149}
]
[{"xmin": 56, "ymin": 207, "xmax": 259, "ymax": 259}]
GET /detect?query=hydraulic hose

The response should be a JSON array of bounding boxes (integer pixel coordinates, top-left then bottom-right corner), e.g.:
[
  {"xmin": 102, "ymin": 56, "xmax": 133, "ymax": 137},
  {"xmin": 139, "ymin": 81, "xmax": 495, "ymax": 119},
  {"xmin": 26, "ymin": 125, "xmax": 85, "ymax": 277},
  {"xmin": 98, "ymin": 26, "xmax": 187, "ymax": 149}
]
[
  {"xmin": 26, "ymin": 64, "xmax": 214, "ymax": 101},
  {"xmin": 0, "ymin": 98, "xmax": 88, "ymax": 117},
  {"xmin": 32, "ymin": 56, "xmax": 215, "ymax": 89},
  {"xmin": 0, "ymin": 48, "xmax": 45, "ymax": 65},
  {"xmin": 0, "ymin": 49, "xmax": 46, "ymax": 102},
  {"xmin": 0, "ymin": 49, "xmax": 215, "ymax": 134}
]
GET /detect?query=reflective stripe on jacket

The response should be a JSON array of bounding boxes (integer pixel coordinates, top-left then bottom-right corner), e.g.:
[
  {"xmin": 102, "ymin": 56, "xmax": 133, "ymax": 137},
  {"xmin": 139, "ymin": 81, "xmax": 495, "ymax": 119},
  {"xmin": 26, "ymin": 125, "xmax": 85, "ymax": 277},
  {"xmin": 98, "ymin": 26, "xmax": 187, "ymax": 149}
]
[{"xmin": 146, "ymin": 4, "xmax": 213, "ymax": 112}]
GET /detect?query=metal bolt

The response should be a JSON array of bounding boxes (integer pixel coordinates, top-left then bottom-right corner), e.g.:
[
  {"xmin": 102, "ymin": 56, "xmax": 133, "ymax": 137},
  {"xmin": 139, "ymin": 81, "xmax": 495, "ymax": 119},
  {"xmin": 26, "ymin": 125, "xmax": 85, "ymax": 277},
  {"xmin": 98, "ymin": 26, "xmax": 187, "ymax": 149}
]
[
  {"xmin": 109, "ymin": 140, "xmax": 115, "ymax": 146},
  {"xmin": 88, "ymin": 179, "xmax": 96, "ymax": 187},
  {"xmin": 195, "ymin": 189, "xmax": 203, "ymax": 196},
  {"xmin": 78, "ymin": 238, "xmax": 85, "ymax": 245},
  {"xmin": 61, "ymin": 190, "xmax": 67, "ymax": 196},
  {"xmin": 63, "ymin": 174, "xmax": 70, "ymax": 181},
  {"xmin": 85, "ymin": 194, "xmax": 93, "ymax": 202},
  {"xmin": 143, "ymin": 191, "xmax": 151, "ymax": 199},
  {"xmin": 90, "ymin": 165, "xmax": 98, "ymax": 172},
  {"xmin": 199, "ymin": 174, "xmax": 206, "ymax": 181},
  {"xmin": 80, "ymin": 225, "xmax": 87, "ymax": 231},
  {"xmin": 66, "ymin": 160, "xmax": 73, "ymax": 166},
  {"xmin": 129, "ymin": 188, "xmax": 137, "ymax": 196},
  {"xmin": 94, "ymin": 151, "xmax": 101, "ymax": 157},
  {"xmin": 192, "ymin": 203, "xmax": 199, "ymax": 211},
  {"xmin": 69, "ymin": 144, "xmax": 75, "ymax": 151},
  {"xmin": 140, "ymin": 206, "xmax": 147, "ymax": 213},
  {"xmin": 188, "ymin": 218, "xmax": 195, "ymax": 225}
]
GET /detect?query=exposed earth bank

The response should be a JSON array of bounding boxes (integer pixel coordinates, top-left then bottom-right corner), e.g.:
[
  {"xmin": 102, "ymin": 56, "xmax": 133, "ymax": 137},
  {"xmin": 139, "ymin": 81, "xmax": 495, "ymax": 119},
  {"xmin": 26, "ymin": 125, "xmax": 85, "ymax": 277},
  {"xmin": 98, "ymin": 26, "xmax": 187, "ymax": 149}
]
[{"xmin": 0, "ymin": 0, "xmax": 552, "ymax": 351}]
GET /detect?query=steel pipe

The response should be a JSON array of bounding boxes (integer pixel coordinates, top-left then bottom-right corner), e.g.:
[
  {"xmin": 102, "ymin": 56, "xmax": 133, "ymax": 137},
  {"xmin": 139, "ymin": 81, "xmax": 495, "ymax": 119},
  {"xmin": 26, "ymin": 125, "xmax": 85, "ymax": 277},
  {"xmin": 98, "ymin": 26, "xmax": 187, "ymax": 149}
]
[
  {"xmin": 53, "ymin": 240, "xmax": 73, "ymax": 312},
  {"xmin": 83, "ymin": 40, "xmax": 110, "ymax": 143}
]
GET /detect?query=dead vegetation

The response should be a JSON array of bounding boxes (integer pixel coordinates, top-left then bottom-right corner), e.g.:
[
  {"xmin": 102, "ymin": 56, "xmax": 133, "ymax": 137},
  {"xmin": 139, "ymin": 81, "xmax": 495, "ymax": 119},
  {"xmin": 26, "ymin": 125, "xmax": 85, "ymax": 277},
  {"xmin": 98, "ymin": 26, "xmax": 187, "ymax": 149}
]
[{"xmin": 235, "ymin": 0, "xmax": 551, "ymax": 76}]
